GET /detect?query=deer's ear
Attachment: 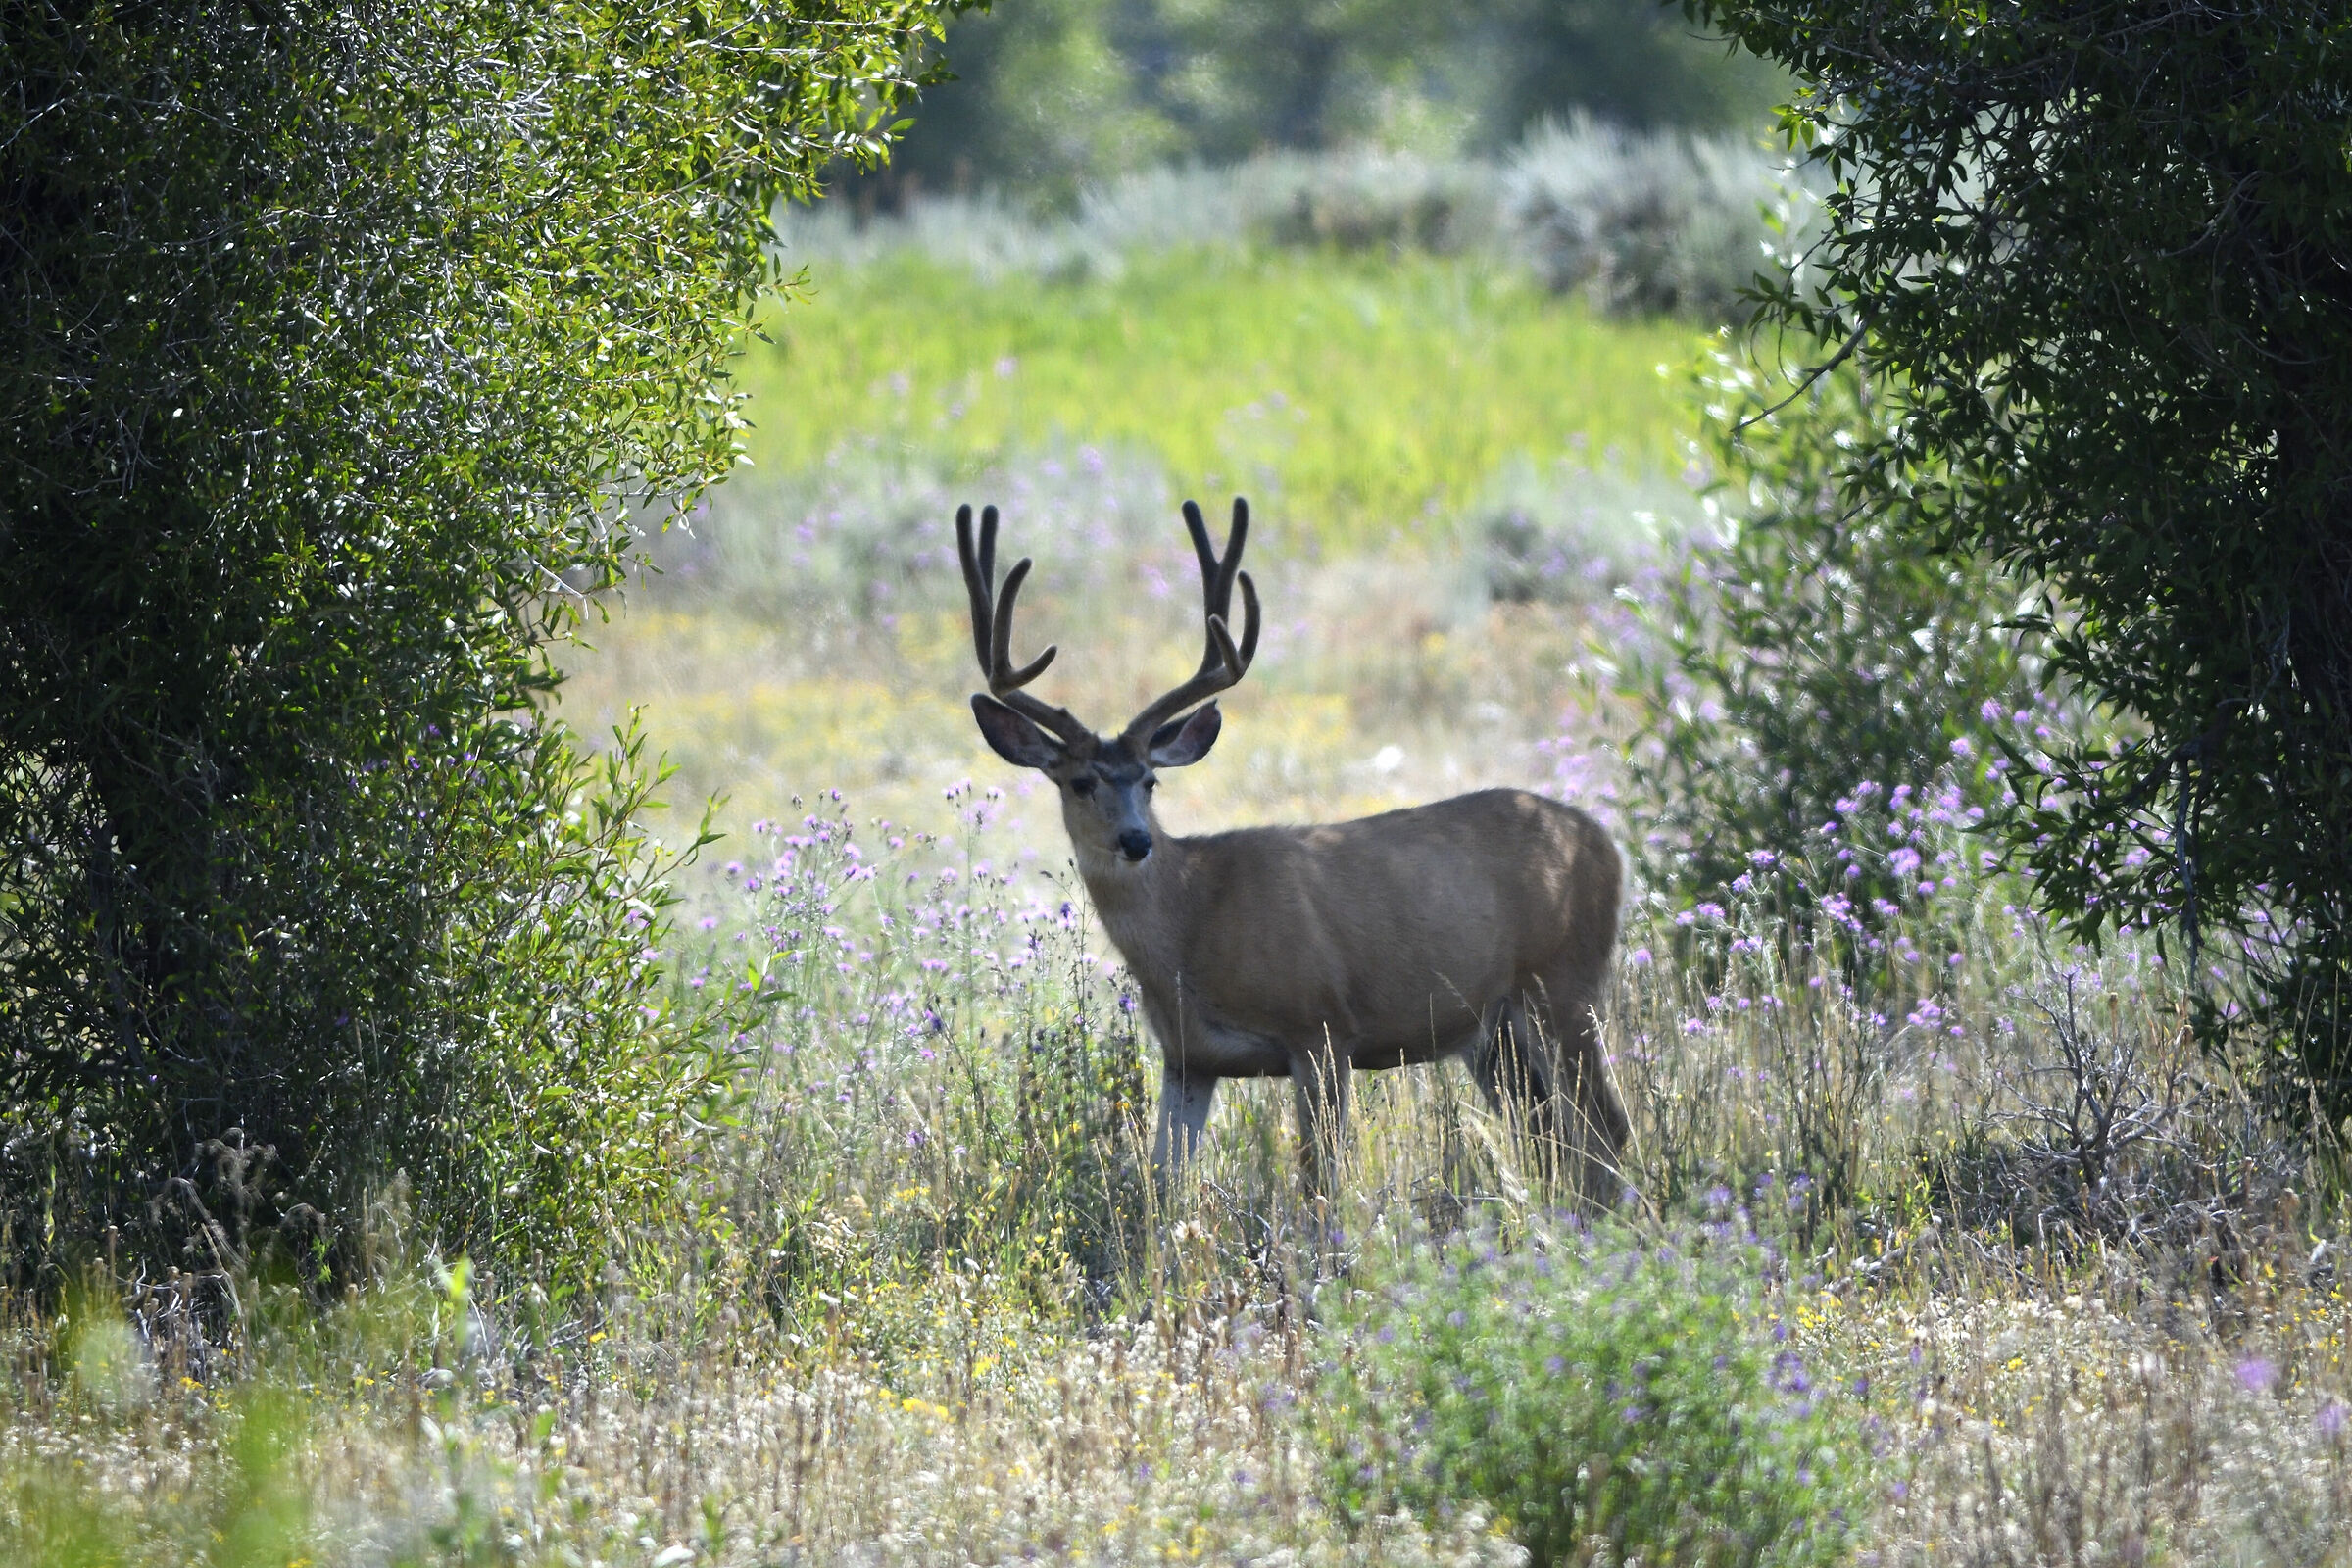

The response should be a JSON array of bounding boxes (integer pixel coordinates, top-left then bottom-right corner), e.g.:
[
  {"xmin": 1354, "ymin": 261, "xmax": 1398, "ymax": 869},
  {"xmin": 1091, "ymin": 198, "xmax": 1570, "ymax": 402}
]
[
  {"xmin": 972, "ymin": 694, "xmax": 1063, "ymax": 769},
  {"xmin": 1146, "ymin": 703, "xmax": 1221, "ymax": 768}
]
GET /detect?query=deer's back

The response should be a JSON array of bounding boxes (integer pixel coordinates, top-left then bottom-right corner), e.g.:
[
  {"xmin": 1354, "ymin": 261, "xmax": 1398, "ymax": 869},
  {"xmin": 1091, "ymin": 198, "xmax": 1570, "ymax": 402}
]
[{"xmin": 1170, "ymin": 788, "xmax": 1619, "ymax": 1053}]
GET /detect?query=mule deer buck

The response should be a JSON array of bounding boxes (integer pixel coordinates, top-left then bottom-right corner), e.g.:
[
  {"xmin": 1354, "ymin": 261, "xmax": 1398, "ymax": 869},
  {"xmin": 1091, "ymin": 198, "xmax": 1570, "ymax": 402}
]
[{"xmin": 957, "ymin": 497, "xmax": 1630, "ymax": 1205}]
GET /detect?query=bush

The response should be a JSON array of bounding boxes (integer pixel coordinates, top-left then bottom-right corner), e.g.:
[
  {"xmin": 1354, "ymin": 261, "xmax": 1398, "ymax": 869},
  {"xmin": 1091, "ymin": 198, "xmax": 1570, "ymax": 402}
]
[
  {"xmin": 0, "ymin": 1, "xmax": 942, "ymax": 1289},
  {"xmin": 1467, "ymin": 454, "xmax": 1698, "ymax": 606},
  {"xmin": 775, "ymin": 128, "xmax": 1808, "ymax": 322},
  {"xmin": 774, "ymin": 149, "xmax": 1507, "ymax": 284},
  {"xmin": 1504, "ymin": 117, "xmax": 1816, "ymax": 318},
  {"xmin": 1610, "ymin": 368, "xmax": 2052, "ymax": 940},
  {"xmin": 1693, "ymin": 0, "xmax": 2352, "ymax": 1118},
  {"xmin": 1322, "ymin": 1217, "xmax": 1864, "ymax": 1568}
]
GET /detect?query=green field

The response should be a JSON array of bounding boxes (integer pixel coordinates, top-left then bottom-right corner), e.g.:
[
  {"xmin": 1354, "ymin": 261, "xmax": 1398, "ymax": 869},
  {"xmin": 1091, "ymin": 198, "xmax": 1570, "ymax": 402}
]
[
  {"xmin": 740, "ymin": 250, "xmax": 1710, "ymax": 553},
  {"xmin": 564, "ymin": 250, "xmax": 1714, "ymax": 848}
]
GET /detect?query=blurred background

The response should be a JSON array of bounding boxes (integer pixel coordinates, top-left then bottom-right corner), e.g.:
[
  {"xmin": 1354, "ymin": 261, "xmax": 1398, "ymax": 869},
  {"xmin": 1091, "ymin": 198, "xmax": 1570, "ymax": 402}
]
[
  {"xmin": 562, "ymin": 0, "xmax": 1808, "ymax": 871},
  {"xmin": 852, "ymin": 0, "xmax": 1785, "ymax": 210}
]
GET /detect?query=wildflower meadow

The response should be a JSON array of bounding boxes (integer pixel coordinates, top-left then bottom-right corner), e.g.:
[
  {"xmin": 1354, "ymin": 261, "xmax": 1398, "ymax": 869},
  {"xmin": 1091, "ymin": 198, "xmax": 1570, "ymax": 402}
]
[{"xmin": 9, "ymin": 141, "xmax": 2352, "ymax": 1568}]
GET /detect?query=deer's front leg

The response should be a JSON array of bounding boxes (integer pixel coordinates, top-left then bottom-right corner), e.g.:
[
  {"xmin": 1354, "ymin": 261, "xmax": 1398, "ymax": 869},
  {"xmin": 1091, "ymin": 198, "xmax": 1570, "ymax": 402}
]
[
  {"xmin": 1289, "ymin": 1035, "xmax": 1352, "ymax": 1202},
  {"xmin": 1152, "ymin": 1066, "xmax": 1218, "ymax": 1175}
]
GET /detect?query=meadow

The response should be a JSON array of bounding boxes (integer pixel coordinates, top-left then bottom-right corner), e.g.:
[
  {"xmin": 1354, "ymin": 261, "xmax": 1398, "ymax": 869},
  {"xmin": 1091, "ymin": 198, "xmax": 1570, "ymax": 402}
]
[
  {"xmin": 8, "ymin": 183, "xmax": 2351, "ymax": 1568},
  {"xmin": 567, "ymin": 244, "xmax": 1704, "ymax": 851}
]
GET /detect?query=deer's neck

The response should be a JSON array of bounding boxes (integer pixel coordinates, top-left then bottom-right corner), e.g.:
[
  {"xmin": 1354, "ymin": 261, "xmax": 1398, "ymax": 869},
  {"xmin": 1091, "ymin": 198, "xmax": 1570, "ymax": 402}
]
[{"xmin": 1072, "ymin": 822, "xmax": 1190, "ymax": 984}]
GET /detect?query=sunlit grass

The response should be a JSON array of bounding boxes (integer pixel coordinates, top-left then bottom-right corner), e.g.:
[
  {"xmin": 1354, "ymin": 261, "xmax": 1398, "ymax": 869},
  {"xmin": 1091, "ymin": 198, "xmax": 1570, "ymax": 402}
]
[
  {"xmin": 8, "ymin": 824, "xmax": 2347, "ymax": 1563},
  {"xmin": 562, "ymin": 558, "xmax": 1609, "ymax": 858},
  {"xmin": 739, "ymin": 249, "xmax": 1709, "ymax": 554},
  {"xmin": 17, "ymin": 244, "xmax": 2352, "ymax": 1567}
]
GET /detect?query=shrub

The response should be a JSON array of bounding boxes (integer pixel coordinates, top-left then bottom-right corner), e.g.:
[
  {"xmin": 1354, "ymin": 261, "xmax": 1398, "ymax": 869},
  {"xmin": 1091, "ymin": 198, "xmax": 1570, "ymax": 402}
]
[
  {"xmin": 0, "ymin": 1, "xmax": 943, "ymax": 1289},
  {"xmin": 1610, "ymin": 367, "xmax": 2052, "ymax": 942},
  {"xmin": 1694, "ymin": 0, "xmax": 2352, "ymax": 1117},
  {"xmin": 774, "ymin": 149, "xmax": 1508, "ymax": 284},
  {"xmin": 1467, "ymin": 454, "xmax": 1698, "ymax": 606},
  {"xmin": 1503, "ymin": 117, "xmax": 1815, "ymax": 318},
  {"xmin": 776, "ymin": 127, "xmax": 1809, "ymax": 322},
  {"xmin": 1322, "ymin": 1217, "xmax": 1864, "ymax": 1568}
]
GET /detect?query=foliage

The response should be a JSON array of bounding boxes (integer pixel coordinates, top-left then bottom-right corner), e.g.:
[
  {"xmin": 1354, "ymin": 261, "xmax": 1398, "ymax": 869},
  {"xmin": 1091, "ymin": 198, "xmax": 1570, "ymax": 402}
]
[
  {"xmin": 1690, "ymin": 0, "xmax": 2352, "ymax": 1109},
  {"xmin": 1614, "ymin": 368, "xmax": 2045, "ymax": 940},
  {"xmin": 1504, "ymin": 116, "xmax": 1816, "ymax": 319},
  {"xmin": 1322, "ymin": 1218, "xmax": 1864, "ymax": 1568},
  {"xmin": 687, "ymin": 796, "xmax": 1154, "ymax": 1332},
  {"xmin": 874, "ymin": 0, "xmax": 1788, "ymax": 203},
  {"xmin": 0, "ymin": 0, "xmax": 944, "ymax": 1286},
  {"xmin": 3, "ymin": 765, "xmax": 2333, "ymax": 1563},
  {"xmin": 784, "ymin": 126, "xmax": 1811, "ymax": 322}
]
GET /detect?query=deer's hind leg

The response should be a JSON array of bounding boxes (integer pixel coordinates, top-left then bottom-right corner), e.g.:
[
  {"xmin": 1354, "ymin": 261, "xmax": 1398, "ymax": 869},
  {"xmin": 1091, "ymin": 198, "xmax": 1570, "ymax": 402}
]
[
  {"xmin": 1469, "ymin": 993, "xmax": 1553, "ymax": 1141},
  {"xmin": 1525, "ymin": 951, "xmax": 1631, "ymax": 1208}
]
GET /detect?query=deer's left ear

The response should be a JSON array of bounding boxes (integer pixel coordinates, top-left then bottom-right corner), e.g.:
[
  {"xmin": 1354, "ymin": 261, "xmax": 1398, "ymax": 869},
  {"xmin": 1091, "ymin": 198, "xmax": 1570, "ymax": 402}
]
[
  {"xmin": 1146, "ymin": 703, "xmax": 1221, "ymax": 768},
  {"xmin": 973, "ymin": 693, "xmax": 1064, "ymax": 769}
]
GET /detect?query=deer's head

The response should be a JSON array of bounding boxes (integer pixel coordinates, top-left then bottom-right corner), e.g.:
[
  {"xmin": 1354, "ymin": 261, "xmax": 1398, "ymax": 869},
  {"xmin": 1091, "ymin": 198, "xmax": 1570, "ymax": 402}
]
[{"xmin": 957, "ymin": 498, "xmax": 1260, "ymax": 865}]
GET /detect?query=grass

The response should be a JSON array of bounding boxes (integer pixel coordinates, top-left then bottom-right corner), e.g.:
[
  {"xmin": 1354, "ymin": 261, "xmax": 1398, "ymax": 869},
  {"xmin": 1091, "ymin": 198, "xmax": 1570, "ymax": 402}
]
[
  {"xmin": 742, "ymin": 249, "xmax": 1708, "ymax": 554},
  {"xmin": 14, "ymin": 239, "xmax": 2352, "ymax": 1566},
  {"xmin": 574, "ymin": 241, "xmax": 1719, "ymax": 840},
  {"xmin": 560, "ymin": 567, "xmax": 1605, "ymax": 863},
  {"xmin": 6, "ymin": 832, "xmax": 2348, "ymax": 1564}
]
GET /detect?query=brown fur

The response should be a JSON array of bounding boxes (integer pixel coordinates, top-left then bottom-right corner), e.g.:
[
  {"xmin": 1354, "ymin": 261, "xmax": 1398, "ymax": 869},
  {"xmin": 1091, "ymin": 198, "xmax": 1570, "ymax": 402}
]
[{"xmin": 1073, "ymin": 786, "xmax": 1631, "ymax": 1203}]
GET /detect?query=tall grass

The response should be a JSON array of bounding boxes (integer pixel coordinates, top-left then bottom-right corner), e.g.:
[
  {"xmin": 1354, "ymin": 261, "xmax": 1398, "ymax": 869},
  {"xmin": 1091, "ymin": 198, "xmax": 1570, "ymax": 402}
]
[{"xmin": 7, "ymin": 798, "xmax": 2346, "ymax": 1564}]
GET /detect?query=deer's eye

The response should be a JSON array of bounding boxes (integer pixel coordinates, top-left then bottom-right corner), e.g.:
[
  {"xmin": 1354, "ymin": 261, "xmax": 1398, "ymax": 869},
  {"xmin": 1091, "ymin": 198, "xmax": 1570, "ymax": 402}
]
[
  {"xmin": 1069, "ymin": 776, "xmax": 1097, "ymax": 796},
  {"xmin": 1142, "ymin": 777, "xmax": 1157, "ymax": 792}
]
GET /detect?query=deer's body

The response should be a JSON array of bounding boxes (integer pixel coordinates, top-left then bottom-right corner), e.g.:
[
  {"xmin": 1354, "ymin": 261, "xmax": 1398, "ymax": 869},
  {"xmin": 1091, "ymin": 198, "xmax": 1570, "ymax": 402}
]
[
  {"xmin": 1079, "ymin": 788, "xmax": 1617, "ymax": 1074},
  {"xmin": 956, "ymin": 499, "xmax": 1630, "ymax": 1203}
]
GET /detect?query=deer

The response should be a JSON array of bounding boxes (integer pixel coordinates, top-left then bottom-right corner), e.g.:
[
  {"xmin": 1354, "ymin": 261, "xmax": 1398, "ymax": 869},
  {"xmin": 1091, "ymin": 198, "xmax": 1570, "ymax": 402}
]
[{"xmin": 956, "ymin": 496, "xmax": 1631, "ymax": 1207}]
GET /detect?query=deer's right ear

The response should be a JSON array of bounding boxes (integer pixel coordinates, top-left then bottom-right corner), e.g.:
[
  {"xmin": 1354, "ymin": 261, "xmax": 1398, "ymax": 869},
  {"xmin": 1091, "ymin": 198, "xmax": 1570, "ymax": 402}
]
[
  {"xmin": 1146, "ymin": 702, "xmax": 1221, "ymax": 767},
  {"xmin": 972, "ymin": 693, "xmax": 1064, "ymax": 770}
]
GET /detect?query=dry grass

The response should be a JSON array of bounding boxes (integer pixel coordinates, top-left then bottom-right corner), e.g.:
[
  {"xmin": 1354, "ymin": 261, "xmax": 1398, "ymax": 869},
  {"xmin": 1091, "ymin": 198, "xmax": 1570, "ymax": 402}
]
[
  {"xmin": 8, "ymin": 785, "xmax": 2350, "ymax": 1564},
  {"xmin": 7, "ymin": 1139, "xmax": 2349, "ymax": 1568},
  {"xmin": 556, "ymin": 542, "xmax": 1606, "ymax": 874},
  {"xmin": 12, "ymin": 261, "xmax": 2352, "ymax": 1566}
]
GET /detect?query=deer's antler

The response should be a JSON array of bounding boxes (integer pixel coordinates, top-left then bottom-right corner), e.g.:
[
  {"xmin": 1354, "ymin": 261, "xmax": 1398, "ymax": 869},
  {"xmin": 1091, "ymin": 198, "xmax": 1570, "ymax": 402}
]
[
  {"xmin": 1120, "ymin": 498, "xmax": 1260, "ymax": 749},
  {"xmin": 956, "ymin": 503, "xmax": 1095, "ymax": 746}
]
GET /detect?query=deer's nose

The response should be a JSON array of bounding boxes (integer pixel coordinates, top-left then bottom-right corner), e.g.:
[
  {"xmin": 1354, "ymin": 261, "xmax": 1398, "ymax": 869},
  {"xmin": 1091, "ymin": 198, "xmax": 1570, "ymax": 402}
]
[{"xmin": 1117, "ymin": 828, "xmax": 1153, "ymax": 862}]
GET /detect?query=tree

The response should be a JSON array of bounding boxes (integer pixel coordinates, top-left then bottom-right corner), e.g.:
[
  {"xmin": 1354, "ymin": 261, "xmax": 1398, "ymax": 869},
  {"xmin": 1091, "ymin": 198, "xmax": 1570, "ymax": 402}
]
[
  {"xmin": 1690, "ymin": 0, "xmax": 2352, "ymax": 1108},
  {"xmin": 869, "ymin": 0, "xmax": 1787, "ymax": 205},
  {"xmin": 0, "ymin": 0, "xmax": 945, "ymax": 1288}
]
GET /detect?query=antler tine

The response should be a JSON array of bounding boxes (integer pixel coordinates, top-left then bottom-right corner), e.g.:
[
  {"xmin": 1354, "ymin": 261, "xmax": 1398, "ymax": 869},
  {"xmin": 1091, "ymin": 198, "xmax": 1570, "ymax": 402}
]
[
  {"xmin": 1180, "ymin": 497, "xmax": 1251, "ymax": 629},
  {"xmin": 955, "ymin": 502, "xmax": 1094, "ymax": 746},
  {"xmin": 1121, "ymin": 497, "xmax": 1262, "ymax": 747},
  {"xmin": 990, "ymin": 558, "xmax": 1058, "ymax": 691},
  {"xmin": 956, "ymin": 504, "xmax": 997, "ymax": 673},
  {"xmin": 1182, "ymin": 500, "xmax": 1221, "ymax": 610}
]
